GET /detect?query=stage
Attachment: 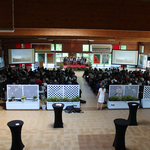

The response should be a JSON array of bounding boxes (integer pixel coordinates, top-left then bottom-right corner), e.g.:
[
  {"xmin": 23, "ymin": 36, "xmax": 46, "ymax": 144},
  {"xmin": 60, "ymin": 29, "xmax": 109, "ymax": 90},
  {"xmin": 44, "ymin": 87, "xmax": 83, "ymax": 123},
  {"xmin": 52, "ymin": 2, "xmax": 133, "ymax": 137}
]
[{"xmin": 63, "ymin": 64, "xmax": 86, "ymax": 68}]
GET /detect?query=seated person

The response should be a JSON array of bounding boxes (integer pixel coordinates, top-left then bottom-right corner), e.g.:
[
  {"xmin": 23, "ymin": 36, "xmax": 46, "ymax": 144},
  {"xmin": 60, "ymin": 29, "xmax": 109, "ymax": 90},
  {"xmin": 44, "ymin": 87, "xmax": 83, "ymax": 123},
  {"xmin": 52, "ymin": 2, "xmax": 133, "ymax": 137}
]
[
  {"xmin": 64, "ymin": 57, "xmax": 68, "ymax": 65},
  {"xmin": 77, "ymin": 57, "xmax": 80, "ymax": 64},
  {"xmin": 73, "ymin": 57, "xmax": 77, "ymax": 65},
  {"xmin": 83, "ymin": 57, "xmax": 87, "ymax": 64},
  {"xmin": 69, "ymin": 57, "xmax": 73, "ymax": 64},
  {"xmin": 80, "ymin": 57, "xmax": 84, "ymax": 65}
]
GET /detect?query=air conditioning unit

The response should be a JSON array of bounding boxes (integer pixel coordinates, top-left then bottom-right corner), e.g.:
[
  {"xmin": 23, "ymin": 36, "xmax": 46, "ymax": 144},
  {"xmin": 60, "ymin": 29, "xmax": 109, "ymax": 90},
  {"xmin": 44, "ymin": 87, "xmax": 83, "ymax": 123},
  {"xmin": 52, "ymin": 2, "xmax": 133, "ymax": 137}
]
[{"xmin": 91, "ymin": 44, "xmax": 112, "ymax": 52}]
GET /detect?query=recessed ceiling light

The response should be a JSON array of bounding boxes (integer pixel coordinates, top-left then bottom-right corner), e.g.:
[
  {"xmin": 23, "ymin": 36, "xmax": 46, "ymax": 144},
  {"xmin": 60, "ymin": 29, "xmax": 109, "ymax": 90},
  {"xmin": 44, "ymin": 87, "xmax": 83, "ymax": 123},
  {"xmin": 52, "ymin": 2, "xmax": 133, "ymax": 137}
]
[
  {"xmin": 0, "ymin": 30, "xmax": 15, "ymax": 32},
  {"xmin": 38, "ymin": 38, "xmax": 47, "ymax": 40},
  {"xmin": 107, "ymin": 39, "xmax": 116, "ymax": 41}
]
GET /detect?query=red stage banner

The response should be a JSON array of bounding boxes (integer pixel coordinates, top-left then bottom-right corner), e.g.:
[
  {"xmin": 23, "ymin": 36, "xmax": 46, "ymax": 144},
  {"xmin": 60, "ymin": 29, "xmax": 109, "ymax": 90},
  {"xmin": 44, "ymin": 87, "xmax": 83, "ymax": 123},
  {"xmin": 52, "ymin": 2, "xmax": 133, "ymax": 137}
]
[
  {"xmin": 25, "ymin": 43, "xmax": 31, "ymax": 48},
  {"xmin": 47, "ymin": 54, "xmax": 53, "ymax": 57},
  {"xmin": 16, "ymin": 43, "xmax": 22, "ymax": 48},
  {"xmin": 113, "ymin": 45, "xmax": 119, "ymax": 49}
]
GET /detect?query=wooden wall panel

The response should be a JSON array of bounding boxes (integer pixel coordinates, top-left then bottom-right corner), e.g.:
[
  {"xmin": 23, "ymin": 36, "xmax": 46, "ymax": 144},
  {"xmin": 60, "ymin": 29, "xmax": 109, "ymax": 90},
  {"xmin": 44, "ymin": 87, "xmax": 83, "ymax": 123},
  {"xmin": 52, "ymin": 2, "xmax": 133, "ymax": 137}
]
[
  {"xmin": 62, "ymin": 41, "xmax": 83, "ymax": 53},
  {"xmin": 127, "ymin": 45, "xmax": 138, "ymax": 50},
  {"xmin": 0, "ymin": 0, "xmax": 13, "ymax": 29},
  {"xmin": 13, "ymin": 0, "xmax": 150, "ymax": 31},
  {"xmin": 1, "ymin": 39, "xmax": 141, "ymax": 66},
  {"xmin": 63, "ymin": 42, "xmax": 71, "ymax": 52},
  {"xmin": 143, "ymin": 45, "xmax": 150, "ymax": 55},
  {"xmin": 2, "ymin": 41, "xmax": 16, "ymax": 66}
]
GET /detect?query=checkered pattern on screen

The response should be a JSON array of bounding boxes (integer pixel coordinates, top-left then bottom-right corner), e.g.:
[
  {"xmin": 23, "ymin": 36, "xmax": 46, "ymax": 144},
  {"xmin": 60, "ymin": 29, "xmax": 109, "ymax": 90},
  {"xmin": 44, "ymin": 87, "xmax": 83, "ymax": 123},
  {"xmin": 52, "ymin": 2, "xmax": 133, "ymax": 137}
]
[
  {"xmin": 143, "ymin": 86, "xmax": 150, "ymax": 99},
  {"xmin": 47, "ymin": 85, "xmax": 80, "ymax": 98},
  {"xmin": 47, "ymin": 85, "xmax": 64, "ymax": 98},
  {"xmin": 64, "ymin": 85, "xmax": 79, "ymax": 98}
]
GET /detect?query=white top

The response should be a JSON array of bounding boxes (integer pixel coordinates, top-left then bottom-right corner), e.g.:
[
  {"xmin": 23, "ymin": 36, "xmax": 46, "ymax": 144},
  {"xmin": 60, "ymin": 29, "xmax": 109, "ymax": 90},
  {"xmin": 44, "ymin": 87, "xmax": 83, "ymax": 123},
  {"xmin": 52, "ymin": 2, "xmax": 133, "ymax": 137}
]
[{"xmin": 98, "ymin": 88, "xmax": 106, "ymax": 103}]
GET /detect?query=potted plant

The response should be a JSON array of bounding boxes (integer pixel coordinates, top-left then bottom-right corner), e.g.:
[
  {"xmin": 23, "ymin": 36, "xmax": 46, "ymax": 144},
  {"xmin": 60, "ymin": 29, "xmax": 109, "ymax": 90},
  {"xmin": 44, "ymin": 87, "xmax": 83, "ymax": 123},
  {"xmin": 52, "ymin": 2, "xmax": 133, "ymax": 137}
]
[
  {"xmin": 11, "ymin": 96, "xmax": 15, "ymax": 102},
  {"xmin": 108, "ymin": 95, "xmax": 120, "ymax": 101},
  {"xmin": 47, "ymin": 96, "xmax": 60, "ymax": 102},
  {"xmin": 46, "ymin": 96, "xmax": 80, "ymax": 110},
  {"xmin": 59, "ymin": 62, "xmax": 64, "ymax": 70},
  {"xmin": 33, "ymin": 96, "xmax": 37, "ymax": 102},
  {"xmin": 63, "ymin": 96, "xmax": 71, "ymax": 102},
  {"xmin": 71, "ymin": 96, "xmax": 80, "ymax": 102},
  {"xmin": 107, "ymin": 95, "xmax": 140, "ymax": 109},
  {"xmin": 41, "ymin": 96, "xmax": 47, "ymax": 110},
  {"xmin": 21, "ymin": 95, "xmax": 26, "ymax": 102}
]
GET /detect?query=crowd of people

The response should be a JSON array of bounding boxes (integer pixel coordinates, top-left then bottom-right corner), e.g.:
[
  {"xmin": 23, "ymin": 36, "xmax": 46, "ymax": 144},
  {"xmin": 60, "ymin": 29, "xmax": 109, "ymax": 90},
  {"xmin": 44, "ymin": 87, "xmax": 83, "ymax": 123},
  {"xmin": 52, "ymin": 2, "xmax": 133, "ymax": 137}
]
[
  {"xmin": 64, "ymin": 56, "xmax": 87, "ymax": 65},
  {"xmin": 83, "ymin": 67, "xmax": 150, "ymax": 109},
  {"xmin": 0, "ymin": 66, "xmax": 79, "ymax": 99},
  {"xmin": 1, "ymin": 65, "xmax": 149, "ymax": 109}
]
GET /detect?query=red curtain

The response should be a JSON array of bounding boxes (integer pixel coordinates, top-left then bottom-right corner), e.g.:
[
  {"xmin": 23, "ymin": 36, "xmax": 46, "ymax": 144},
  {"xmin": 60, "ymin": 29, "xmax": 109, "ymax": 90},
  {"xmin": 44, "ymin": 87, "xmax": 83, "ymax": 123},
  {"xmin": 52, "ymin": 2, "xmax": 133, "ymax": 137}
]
[
  {"xmin": 16, "ymin": 43, "xmax": 22, "ymax": 48},
  {"xmin": 112, "ymin": 44, "xmax": 124, "ymax": 67},
  {"xmin": 25, "ymin": 64, "xmax": 32, "ymax": 66},
  {"xmin": 47, "ymin": 54, "xmax": 53, "ymax": 57},
  {"xmin": 25, "ymin": 43, "xmax": 31, "ymax": 48},
  {"xmin": 113, "ymin": 45, "xmax": 119, "ymax": 49},
  {"xmin": 15, "ymin": 43, "xmax": 32, "ymax": 67}
]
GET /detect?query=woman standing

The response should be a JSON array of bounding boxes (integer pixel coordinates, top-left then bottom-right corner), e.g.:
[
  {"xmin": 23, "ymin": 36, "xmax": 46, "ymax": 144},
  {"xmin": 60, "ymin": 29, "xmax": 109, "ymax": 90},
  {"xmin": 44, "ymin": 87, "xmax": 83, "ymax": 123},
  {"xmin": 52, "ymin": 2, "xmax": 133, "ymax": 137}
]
[{"xmin": 96, "ymin": 85, "xmax": 106, "ymax": 110}]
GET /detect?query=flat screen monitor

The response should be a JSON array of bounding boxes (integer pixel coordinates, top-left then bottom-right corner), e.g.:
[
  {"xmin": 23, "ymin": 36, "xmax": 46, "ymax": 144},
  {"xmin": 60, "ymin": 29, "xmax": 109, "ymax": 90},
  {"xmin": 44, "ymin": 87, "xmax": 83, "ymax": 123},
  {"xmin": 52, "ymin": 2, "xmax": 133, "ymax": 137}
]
[
  {"xmin": 112, "ymin": 50, "xmax": 138, "ymax": 65},
  {"xmin": 8, "ymin": 48, "xmax": 35, "ymax": 64}
]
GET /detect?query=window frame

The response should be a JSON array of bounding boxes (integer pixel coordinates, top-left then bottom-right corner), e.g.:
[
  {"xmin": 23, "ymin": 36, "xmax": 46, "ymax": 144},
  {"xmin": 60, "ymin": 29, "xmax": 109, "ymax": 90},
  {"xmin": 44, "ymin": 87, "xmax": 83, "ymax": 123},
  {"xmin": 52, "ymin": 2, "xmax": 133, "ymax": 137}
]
[
  {"xmin": 82, "ymin": 44, "xmax": 89, "ymax": 52},
  {"xmin": 120, "ymin": 45, "xmax": 127, "ymax": 50},
  {"xmin": 51, "ymin": 44, "xmax": 62, "ymax": 51}
]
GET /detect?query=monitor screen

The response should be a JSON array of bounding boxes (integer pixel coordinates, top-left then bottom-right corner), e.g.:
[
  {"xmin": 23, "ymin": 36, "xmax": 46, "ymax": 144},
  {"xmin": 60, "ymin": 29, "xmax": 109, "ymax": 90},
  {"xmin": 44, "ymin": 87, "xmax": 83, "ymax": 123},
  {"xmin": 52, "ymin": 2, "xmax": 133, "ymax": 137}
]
[
  {"xmin": 112, "ymin": 50, "xmax": 138, "ymax": 65},
  {"xmin": 8, "ymin": 48, "xmax": 35, "ymax": 64}
]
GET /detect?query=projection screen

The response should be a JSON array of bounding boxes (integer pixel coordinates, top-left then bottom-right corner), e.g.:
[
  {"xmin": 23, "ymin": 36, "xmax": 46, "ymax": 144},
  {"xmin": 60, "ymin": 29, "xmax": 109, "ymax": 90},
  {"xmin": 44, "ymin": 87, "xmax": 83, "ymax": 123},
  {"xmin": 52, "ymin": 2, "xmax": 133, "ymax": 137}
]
[
  {"xmin": 112, "ymin": 50, "xmax": 138, "ymax": 65},
  {"xmin": 8, "ymin": 49, "xmax": 35, "ymax": 64}
]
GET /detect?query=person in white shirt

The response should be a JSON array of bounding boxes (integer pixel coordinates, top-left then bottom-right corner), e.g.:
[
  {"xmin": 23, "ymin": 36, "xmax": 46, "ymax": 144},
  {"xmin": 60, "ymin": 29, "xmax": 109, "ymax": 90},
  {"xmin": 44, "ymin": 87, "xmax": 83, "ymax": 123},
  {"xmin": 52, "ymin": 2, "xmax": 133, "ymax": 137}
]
[{"xmin": 96, "ymin": 85, "xmax": 106, "ymax": 110}]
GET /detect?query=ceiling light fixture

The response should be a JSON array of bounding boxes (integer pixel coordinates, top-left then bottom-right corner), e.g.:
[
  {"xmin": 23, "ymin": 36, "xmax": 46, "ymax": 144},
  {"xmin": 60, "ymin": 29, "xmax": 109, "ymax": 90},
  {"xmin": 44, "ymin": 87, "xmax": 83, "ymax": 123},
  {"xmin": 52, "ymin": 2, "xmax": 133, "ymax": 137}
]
[
  {"xmin": 0, "ymin": 30, "xmax": 15, "ymax": 32},
  {"xmin": 107, "ymin": 39, "xmax": 116, "ymax": 41},
  {"xmin": 38, "ymin": 38, "xmax": 47, "ymax": 40}
]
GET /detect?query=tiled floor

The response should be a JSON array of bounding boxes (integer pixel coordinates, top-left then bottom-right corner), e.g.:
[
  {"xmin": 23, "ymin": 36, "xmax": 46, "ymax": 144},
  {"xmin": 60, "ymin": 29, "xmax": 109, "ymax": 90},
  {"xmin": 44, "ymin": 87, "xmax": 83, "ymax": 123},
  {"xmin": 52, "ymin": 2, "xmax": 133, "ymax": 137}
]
[{"xmin": 0, "ymin": 71, "xmax": 150, "ymax": 149}]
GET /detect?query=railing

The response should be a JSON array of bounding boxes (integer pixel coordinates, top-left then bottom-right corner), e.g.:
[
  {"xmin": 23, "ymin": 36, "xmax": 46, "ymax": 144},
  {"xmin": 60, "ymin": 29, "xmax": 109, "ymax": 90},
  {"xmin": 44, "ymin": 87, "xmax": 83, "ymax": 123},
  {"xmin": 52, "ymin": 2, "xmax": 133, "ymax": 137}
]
[
  {"xmin": 7, "ymin": 85, "xmax": 39, "ymax": 101},
  {"xmin": 143, "ymin": 86, "xmax": 150, "ymax": 99},
  {"xmin": 47, "ymin": 85, "xmax": 80, "ymax": 98},
  {"xmin": 109, "ymin": 85, "xmax": 139, "ymax": 98}
]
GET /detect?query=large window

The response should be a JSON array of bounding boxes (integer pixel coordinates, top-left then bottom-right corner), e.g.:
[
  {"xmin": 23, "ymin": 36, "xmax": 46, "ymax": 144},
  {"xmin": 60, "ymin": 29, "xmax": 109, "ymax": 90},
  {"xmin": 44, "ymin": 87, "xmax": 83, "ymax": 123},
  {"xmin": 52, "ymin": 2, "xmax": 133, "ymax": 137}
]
[
  {"xmin": 76, "ymin": 53, "xmax": 91, "ymax": 63},
  {"xmin": 51, "ymin": 44, "xmax": 62, "ymax": 51},
  {"xmin": 121, "ymin": 45, "xmax": 127, "ymax": 50},
  {"xmin": 76, "ymin": 53, "xmax": 82, "ymax": 58},
  {"xmin": 51, "ymin": 44, "xmax": 54, "ymax": 51},
  {"xmin": 56, "ymin": 44, "xmax": 62, "ymax": 51},
  {"xmin": 83, "ymin": 53, "xmax": 90, "ymax": 62},
  {"xmin": 83, "ymin": 45, "xmax": 89, "ymax": 51},
  {"xmin": 56, "ymin": 53, "xmax": 68, "ymax": 62}
]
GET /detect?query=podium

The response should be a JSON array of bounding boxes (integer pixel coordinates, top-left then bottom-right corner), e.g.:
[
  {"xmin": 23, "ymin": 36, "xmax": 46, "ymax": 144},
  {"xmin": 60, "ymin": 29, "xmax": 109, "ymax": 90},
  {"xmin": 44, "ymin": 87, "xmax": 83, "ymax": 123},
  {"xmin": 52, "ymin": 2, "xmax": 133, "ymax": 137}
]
[
  {"xmin": 52, "ymin": 103, "xmax": 64, "ymax": 128},
  {"xmin": 7, "ymin": 120, "xmax": 24, "ymax": 150},
  {"xmin": 39, "ymin": 61, "xmax": 43, "ymax": 68}
]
